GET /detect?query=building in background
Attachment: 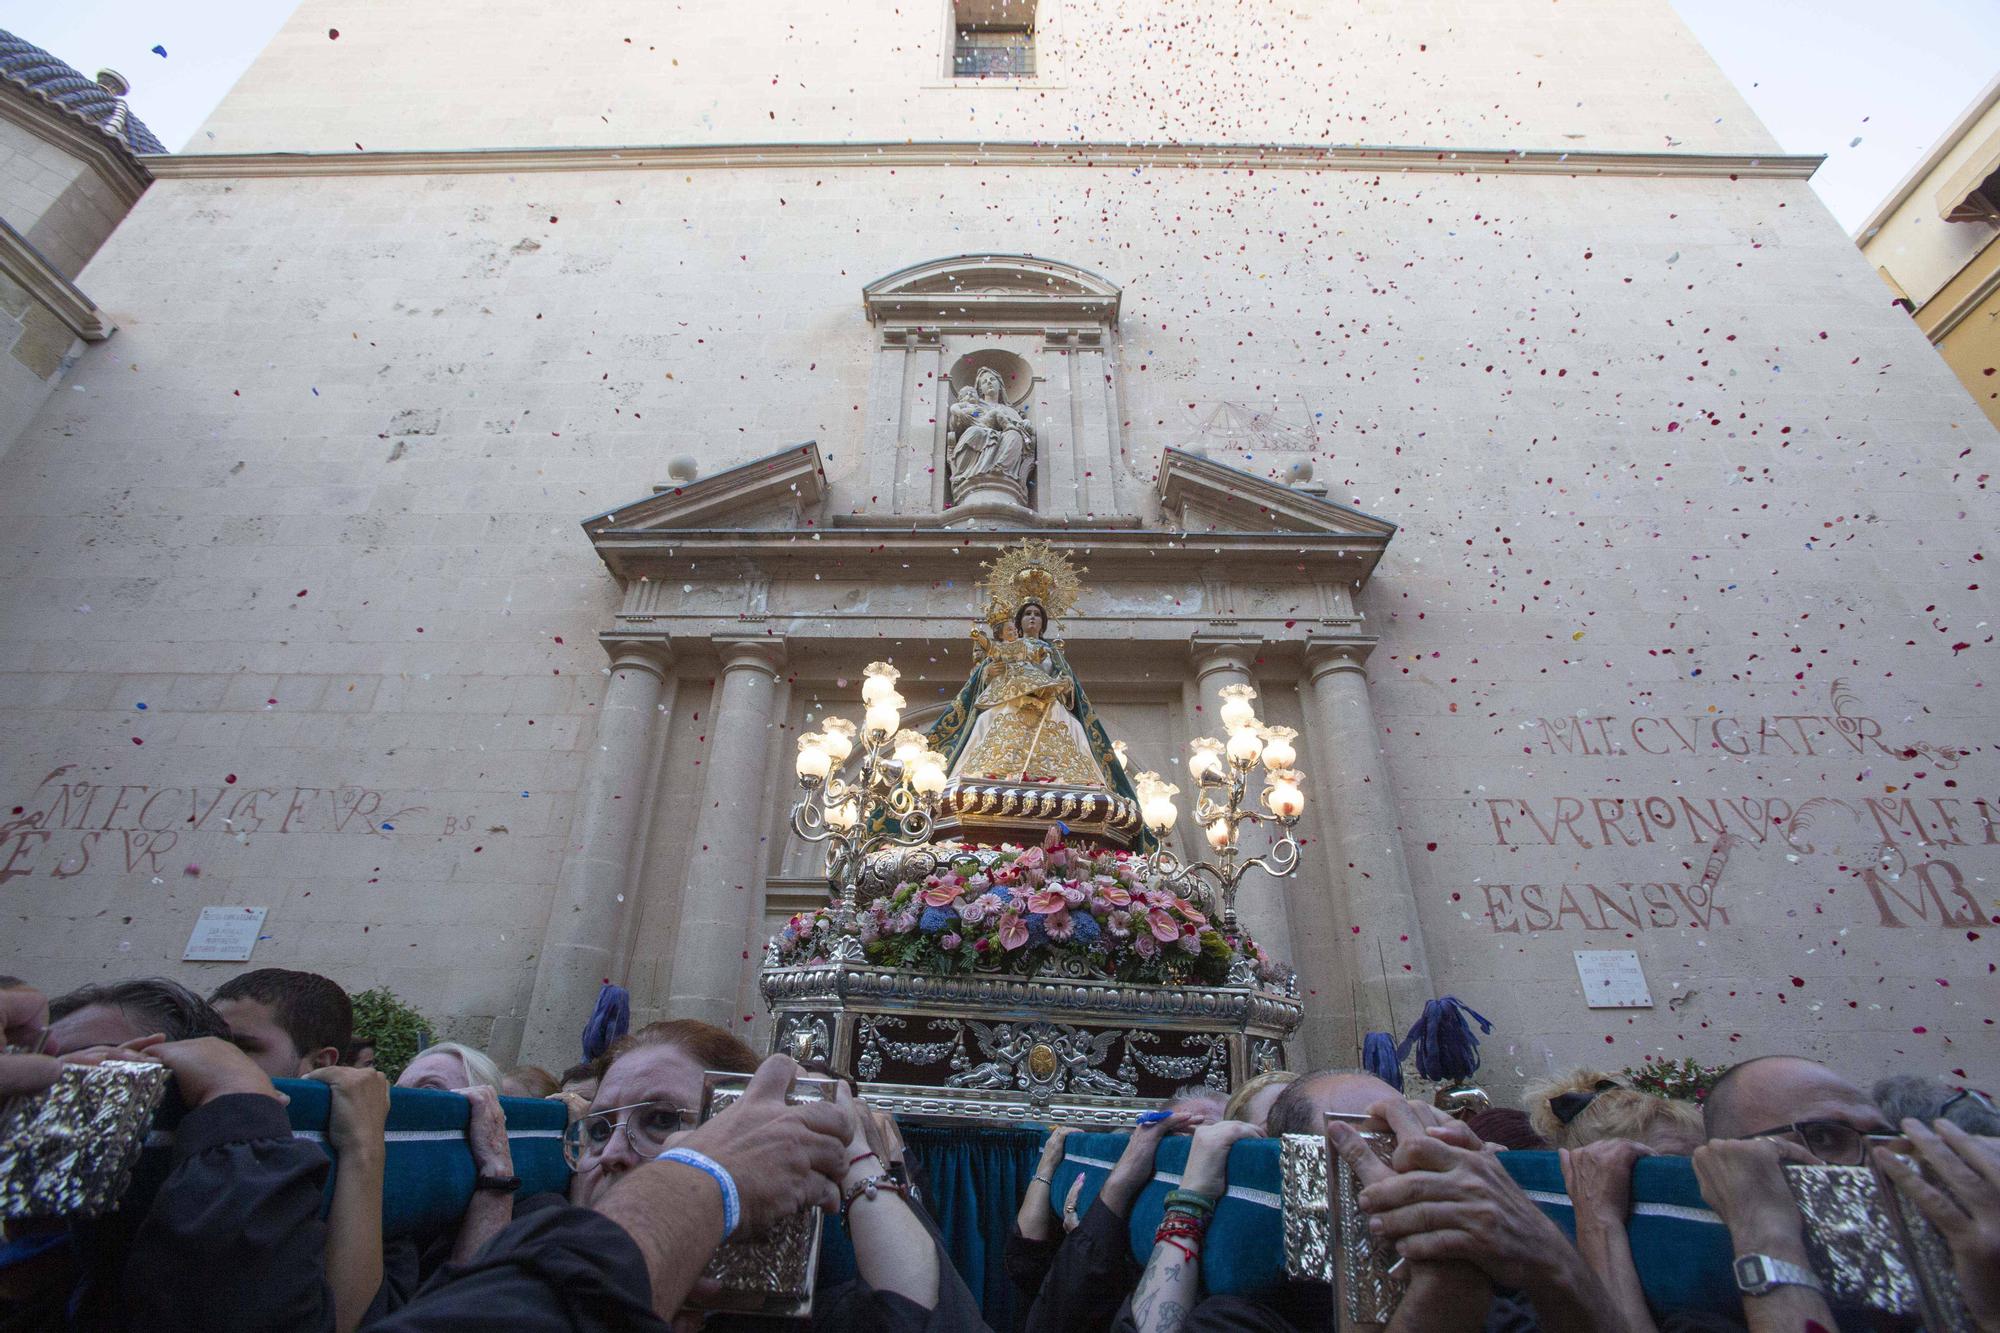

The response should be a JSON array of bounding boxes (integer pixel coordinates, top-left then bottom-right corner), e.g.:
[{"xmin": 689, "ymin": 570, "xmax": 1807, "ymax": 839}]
[
  {"xmin": 0, "ymin": 2, "xmax": 1994, "ymax": 1088},
  {"xmin": 0, "ymin": 30, "xmax": 161, "ymax": 452},
  {"xmin": 1858, "ymin": 74, "xmax": 2000, "ymax": 429}
]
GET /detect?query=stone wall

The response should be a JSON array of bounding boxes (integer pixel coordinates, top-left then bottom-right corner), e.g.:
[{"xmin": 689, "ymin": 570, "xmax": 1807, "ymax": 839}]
[
  {"xmin": 3, "ymin": 149, "xmax": 1993, "ymax": 1086},
  {"xmin": 191, "ymin": 0, "xmax": 1779, "ymax": 157}
]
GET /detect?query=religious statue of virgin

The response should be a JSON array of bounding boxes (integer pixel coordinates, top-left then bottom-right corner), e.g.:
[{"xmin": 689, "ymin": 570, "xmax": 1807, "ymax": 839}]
[{"xmin": 925, "ymin": 542, "xmax": 1146, "ymax": 838}]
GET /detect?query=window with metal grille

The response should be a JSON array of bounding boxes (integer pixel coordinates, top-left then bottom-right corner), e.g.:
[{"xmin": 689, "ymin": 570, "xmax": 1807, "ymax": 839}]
[{"xmin": 952, "ymin": 1, "xmax": 1036, "ymax": 78}]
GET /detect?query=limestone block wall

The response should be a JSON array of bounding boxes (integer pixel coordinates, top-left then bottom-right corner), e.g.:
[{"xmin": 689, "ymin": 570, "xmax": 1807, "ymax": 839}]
[
  {"xmin": 1, "ymin": 155, "xmax": 1994, "ymax": 1086},
  {"xmin": 0, "ymin": 118, "xmax": 131, "ymax": 283},
  {"xmin": 190, "ymin": 0, "xmax": 1779, "ymax": 157}
]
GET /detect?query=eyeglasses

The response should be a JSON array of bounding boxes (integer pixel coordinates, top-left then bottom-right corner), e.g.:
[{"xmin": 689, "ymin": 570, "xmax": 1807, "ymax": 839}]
[
  {"xmin": 1940, "ymin": 1088, "xmax": 1995, "ymax": 1119},
  {"xmin": 1742, "ymin": 1119, "xmax": 1906, "ymax": 1165},
  {"xmin": 560, "ymin": 1100, "xmax": 699, "ymax": 1167}
]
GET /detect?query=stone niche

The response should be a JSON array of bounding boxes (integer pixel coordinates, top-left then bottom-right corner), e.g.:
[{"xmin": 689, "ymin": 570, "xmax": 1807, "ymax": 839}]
[{"xmin": 856, "ymin": 254, "xmax": 1129, "ymax": 525}]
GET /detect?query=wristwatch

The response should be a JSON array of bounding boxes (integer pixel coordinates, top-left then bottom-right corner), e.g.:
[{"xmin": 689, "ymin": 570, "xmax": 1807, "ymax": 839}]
[{"xmin": 1733, "ymin": 1254, "xmax": 1822, "ymax": 1297}]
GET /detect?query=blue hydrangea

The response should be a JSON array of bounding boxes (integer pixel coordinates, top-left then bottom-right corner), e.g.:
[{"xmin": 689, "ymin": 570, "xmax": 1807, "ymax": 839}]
[
  {"xmin": 1070, "ymin": 913, "xmax": 1102, "ymax": 947},
  {"xmin": 1025, "ymin": 912, "xmax": 1050, "ymax": 947},
  {"xmin": 919, "ymin": 906, "xmax": 954, "ymax": 934}
]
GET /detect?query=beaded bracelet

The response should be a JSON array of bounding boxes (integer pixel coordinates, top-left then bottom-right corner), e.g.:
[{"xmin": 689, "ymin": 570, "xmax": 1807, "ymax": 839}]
[{"xmin": 1162, "ymin": 1188, "xmax": 1217, "ymax": 1217}]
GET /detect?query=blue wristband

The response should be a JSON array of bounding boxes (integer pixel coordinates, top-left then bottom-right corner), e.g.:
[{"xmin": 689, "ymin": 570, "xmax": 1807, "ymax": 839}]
[
  {"xmin": 1137, "ymin": 1109, "xmax": 1172, "ymax": 1125},
  {"xmin": 656, "ymin": 1147, "xmax": 741, "ymax": 1239}
]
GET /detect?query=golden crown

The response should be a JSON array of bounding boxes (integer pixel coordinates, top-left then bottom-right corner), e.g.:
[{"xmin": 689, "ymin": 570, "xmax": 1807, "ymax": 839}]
[{"xmin": 980, "ymin": 539, "xmax": 1085, "ymax": 625}]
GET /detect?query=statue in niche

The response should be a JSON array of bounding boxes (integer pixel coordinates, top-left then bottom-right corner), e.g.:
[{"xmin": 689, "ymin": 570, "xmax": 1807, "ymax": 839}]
[
  {"xmin": 927, "ymin": 541, "xmax": 1130, "ymax": 794},
  {"xmin": 946, "ymin": 367, "xmax": 1036, "ymax": 497}
]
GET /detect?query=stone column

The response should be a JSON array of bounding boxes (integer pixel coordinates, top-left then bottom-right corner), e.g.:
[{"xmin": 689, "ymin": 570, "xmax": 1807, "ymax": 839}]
[
  {"xmin": 1302, "ymin": 639, "xmax": 1434, "ymax": 1037},
  {"xmin": 520, "ymin": 639, "xmax": 672, "ymax": 1065},
  {"xmin": 665, "ymin": 636, "xmax": 788, "ymax": 1031},
  {"xmin": 1186, "ymin": 636, "xmax": 1295, "ymax": 960}
]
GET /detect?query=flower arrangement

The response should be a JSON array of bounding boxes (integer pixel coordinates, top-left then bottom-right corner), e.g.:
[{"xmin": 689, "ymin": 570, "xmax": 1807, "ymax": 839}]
[
  {"xmin": 1622, "ymin": 1056, "xmax": 1729, "ymax": 1103},
  {"xmin": 773, "ymin": 831, "xmax": 1285, "ymax": 988}
]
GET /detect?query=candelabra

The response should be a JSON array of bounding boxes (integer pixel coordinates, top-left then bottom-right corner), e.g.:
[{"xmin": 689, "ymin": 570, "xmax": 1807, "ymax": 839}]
[
  {"xmin": 791, "ymin": 662, "xmax": 950, "ymax": 961},
  {"xmin": 1130, "ymin": 684, "xmax": 1307, "ymax": 940}
]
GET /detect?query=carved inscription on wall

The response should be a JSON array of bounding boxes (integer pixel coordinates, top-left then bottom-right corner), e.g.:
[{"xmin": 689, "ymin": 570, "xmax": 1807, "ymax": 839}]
[
  {"xmin": 1464, "ymin": 682, "xmax": 1990, "ymax": 934},
  {"xmin": 0, "ymin": 765, "xmax": 431, "ymax": 883}
]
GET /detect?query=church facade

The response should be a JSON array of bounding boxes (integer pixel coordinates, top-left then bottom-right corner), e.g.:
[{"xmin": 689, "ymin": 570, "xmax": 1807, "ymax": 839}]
[{"xmin": 1, "ymin": 0, "xmax": 1994, "ymax": 1090}]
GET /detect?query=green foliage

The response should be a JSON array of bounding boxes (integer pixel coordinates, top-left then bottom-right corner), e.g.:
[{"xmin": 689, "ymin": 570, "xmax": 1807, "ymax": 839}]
[
  {"xmin": 349, "ymin": 986, "xmax": 432, "ymax": 1081},
  {"xmin": 1623, "ymin": 1056, "xmax": 1728, "ymax": 1103}
]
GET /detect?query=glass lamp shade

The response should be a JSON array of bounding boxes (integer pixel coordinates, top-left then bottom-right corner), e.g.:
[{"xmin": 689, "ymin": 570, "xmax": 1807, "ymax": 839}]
[
  {"xmin": 819, "ymin": 718, "xmax": 858, "ymax": 764},
  {"xmin": 910, "ymin": 757, "xmax": 948, "ymax": 796},
  {"xmin": 1260, "ymin": 726, "xmax": 1298, "ymax": 771},
  {"xmin": 863, "ymin": 700, "xmax": 902, "ymax": 740},
  {"xmin": 1188, "ymin": 738, "xmax": 1225, "ymax": 782},
  {"xmin": 1132, "ymin": 770, "xmax": 1180, "ymax": 831},
  {"xmin": 826, "ymin": 797, "xmax": 861, "ymax": 831},
  {"xmin": 794, "ymin": 734, "xmax": 832, "ymax": 780},
  {"xmin": 1226, "ymin": 726, "xmax": 1265, "ymax": 767},
  {"xmin": 861, "ymin": 661, "xmax": 901, "ymax": 707},
  {"xmin": 1217, "ymin": 683, "xmax": 1259, "ymax": 732},
  {"xmin": 1205, "ymin": 818, "xmax": 1237, "ymax": 851},
  {"xmin": 1264, "ymin": 775, "xmax": 1305, "ymax": 818},
  {"xmin": 891, "ymin": 729, "xmax": 928, "ymax": 768}
]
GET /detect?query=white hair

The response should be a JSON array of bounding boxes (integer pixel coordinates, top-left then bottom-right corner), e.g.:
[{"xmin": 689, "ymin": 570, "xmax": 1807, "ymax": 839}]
[{"xmin": 412, "ymin": 1041, "xmax": 503, "ymax": 1091}]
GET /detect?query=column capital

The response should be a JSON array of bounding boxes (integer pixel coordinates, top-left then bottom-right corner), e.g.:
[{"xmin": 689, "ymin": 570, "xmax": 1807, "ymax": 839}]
[
  {"xmin": 713, "ymin": 634, "xmax": 788, "ymax": 676},
  {"xmin": 601, "ymin": 637, "xmax": 672, "ymax": 679},
  {"xmin": 1188, "ymin": 632, "xmax": 1262, "ymax": 678},
  {"xmin": 1304, "ymin": 636, "xmax": 1378, "ymax": 683}
]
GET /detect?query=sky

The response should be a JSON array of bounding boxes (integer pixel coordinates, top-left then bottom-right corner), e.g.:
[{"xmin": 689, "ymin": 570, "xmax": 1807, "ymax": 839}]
[{"xmin": 11, "ymin": 0, "xmax": 2000, "ymax": 234}]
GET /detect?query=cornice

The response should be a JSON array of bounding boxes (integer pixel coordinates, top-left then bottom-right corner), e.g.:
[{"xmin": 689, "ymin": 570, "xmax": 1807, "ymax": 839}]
[
  {"xmin": 0, "ymin": 83, "xmax": 151, "ymax": 208},
  {"xmin": 1854, "ymin": 71, "xmax": 2000, "ymax": 242},
  {"xmin": 588, "ymin": 524, "xmax": 1389, "ymax": 585},
  {"xmin": 0, "ymin": 219, "xmax": 112, "ymax": 341},
  {"xmin": 142, "ymin": 139, "xmax": 1823, "ymax": 182}
]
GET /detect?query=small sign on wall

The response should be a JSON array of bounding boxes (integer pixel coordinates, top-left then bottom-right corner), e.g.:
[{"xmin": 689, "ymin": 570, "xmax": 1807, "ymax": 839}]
[
  {"xmin": 184, "ymin": 906, "xmax": 268, "ymax": 962},
  {"xmin": 1573, "ymin": 949, "xmax": 1653, "ymax": 1008}
]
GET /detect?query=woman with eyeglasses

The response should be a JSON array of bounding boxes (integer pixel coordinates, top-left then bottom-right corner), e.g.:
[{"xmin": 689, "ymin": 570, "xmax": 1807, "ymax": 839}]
[{"xmin": 565, "ymin": 1020, "xmax": 758, "ymax": 1208}]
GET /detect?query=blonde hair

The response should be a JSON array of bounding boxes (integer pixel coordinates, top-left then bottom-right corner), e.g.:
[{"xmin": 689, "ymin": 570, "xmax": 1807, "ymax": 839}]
[
  {"xmin": 1225, "ymin": 1070, "xmax": 1299, "ymax": 1125},
  {"xmin": 1527, "ymin": 1070, "xmax": 1703, "ymax": 1152},
  {"xmin": 1571, "ymin": 1091, "xmax": 1704, "ymax": 1152},
  {"xmin": 411, "ymin": 1041, "xmax": 503, "ymax": 1092}
]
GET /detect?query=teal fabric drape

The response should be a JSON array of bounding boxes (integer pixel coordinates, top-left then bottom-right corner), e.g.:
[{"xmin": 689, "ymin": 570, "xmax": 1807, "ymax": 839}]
[{"xmin": 904, "ymin": 1124, "xmax": 1043, "ymax": 1329}]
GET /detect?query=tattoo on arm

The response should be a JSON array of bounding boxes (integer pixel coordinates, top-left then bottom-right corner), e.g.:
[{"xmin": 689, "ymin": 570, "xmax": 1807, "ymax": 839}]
[{"xmin": 1131, "ymin": 1244, "xmax": 1198, "ymax": 1333}]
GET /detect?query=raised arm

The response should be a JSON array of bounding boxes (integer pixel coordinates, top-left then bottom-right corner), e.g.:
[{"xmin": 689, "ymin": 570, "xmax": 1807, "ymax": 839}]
[
  {"xmin": 1130, "ymin": 1120, "xmax": 1259, "ymax": 1333},
  {"xmin": 1560, "ymin": 1139, "xmax": 1660, "ymax": 1333},
  {"xmin": 307, "ymin": 1065, "xmax": 391, "ymax": 1333},
  {"xmin": 1690, "ymin": 1138, "xmax": 1838, "ymax": 1333}
]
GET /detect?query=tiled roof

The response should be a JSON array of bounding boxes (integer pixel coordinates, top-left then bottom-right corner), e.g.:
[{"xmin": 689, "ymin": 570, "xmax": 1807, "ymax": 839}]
[{"xmin": 0, "ymin": 29, "xmax": 167, "ymax": 155}]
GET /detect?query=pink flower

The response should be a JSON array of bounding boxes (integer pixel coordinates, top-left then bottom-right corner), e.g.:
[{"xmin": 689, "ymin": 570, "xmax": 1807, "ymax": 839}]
[
  {"xmin": 1106, "ymin": 909, "xmax": 1132, "ymax": 938},
  {"xmin": 1026, "ymin": 888, "xmax": 1069, "ymax": 915},
  {"xmin": 1178, "ymin": 932, "xmax": 1201, "ymax": 954},
  {"xmin": 940, "ymin": 932, "xmax": 962, "ymax": 950},
  {"xmin": 1177, "ymin": 901, "xmax": 1208, "ymax": 927},
  {"xmin": 1015, "ymin": 846, "xmax": 1046, "ymax": 872},
  {"xmin": 1094, "ymin": 880, "xmax": 1132, "ymax": 907},
  {"xmin": 1059, "ymin": 882, "xmax": 1087, "ymax": 906},
  {"xmin": 1148, "ymin": 908, "xmax": 1182, "ymax": 942},
  {"xmin": 1043, "ymin": 909, "xmax": 1075, "ymax": 941},
  {"xmin": 1134, "ymin": 933, "xmax": 1160, "ymax": 959},
  {"xmin": 997, "ymin": 912, "xmax": 1029, "ymax": 951},
  {"xmin": 921, "ymin": 880, "xmax": 966, "ymax": 907}
]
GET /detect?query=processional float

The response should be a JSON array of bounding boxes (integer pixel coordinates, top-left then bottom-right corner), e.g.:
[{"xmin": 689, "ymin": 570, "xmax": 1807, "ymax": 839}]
[{"xmin": 760, "ymin": 540, "xmax": 1307, "ymax": 1125}]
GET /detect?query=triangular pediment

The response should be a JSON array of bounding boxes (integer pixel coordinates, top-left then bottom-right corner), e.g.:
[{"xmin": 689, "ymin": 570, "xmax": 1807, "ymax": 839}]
[
  {"xmin": 863, "ymin": 254, "xmax": 1120, "ymax": 328},
  {"xmin": 584, "ymin": 442, "xmax": 824, "ymax": 543},
  {"xmin": 1157, "ymin": 447, "xmax": 1397, "ymax": 542}
]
